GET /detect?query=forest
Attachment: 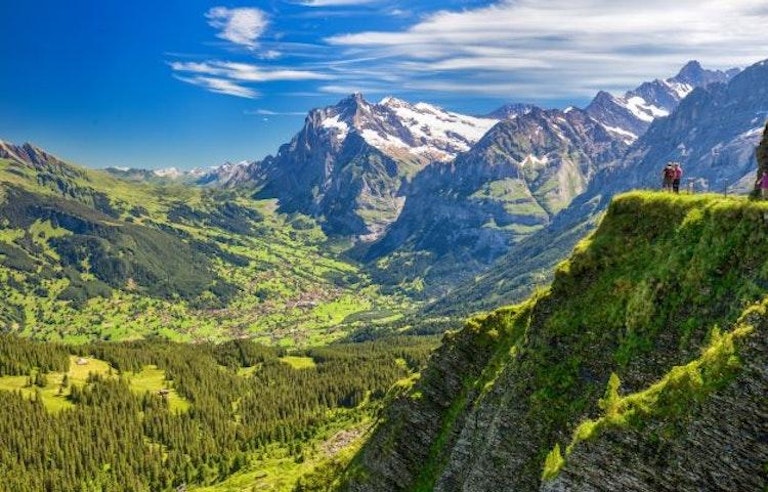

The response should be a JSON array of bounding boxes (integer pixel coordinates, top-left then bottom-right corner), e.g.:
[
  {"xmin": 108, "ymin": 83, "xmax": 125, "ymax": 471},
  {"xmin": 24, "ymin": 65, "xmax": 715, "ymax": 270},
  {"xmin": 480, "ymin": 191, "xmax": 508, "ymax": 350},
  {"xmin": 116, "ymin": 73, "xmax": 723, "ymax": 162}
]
[{"xmin": 0, "ymin": 334, "xmax": 437, "ymax": 491}]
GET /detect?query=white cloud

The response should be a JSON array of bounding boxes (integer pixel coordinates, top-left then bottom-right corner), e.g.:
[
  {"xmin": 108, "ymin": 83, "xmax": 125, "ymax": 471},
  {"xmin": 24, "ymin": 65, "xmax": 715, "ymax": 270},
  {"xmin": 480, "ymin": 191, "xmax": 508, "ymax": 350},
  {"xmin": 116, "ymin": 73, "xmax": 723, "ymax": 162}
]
[
  {"xmin": 177, "ymin": 0, "xmax": 768, "ymax": 104},
  {"xmin": 244, "ymin": 109, "xmax": 307, "ymax": 116},
  {"xmin": 170, "ymin": 60, "xmax": 332, "ymax": 82},
  {"xmin": 170, "ymin": 60, "xmax": 333, "ymax": 98},
  {"xmin": 324, "ymin": 0, "xmax": 768, "ymax": 98},
  {"xmin": 175, "ymin": 75, "xmax": 258, "ymax": 98},
  {"xmin": 206, "ymin": 7, "xmax": 268, "ymax": 49},
  {"xmin": 300, "ymin": 0, "xmax": 379, "ymax": 6},
  {"xmin": 261, "ymin": 50, "xmax": 282, "ymax": 60}
]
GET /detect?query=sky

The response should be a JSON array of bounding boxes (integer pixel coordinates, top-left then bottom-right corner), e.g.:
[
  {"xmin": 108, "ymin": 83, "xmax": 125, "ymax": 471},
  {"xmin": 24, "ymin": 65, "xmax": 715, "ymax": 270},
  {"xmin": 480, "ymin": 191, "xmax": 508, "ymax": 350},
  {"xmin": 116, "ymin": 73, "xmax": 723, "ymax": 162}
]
[{"xmin": 1, "ymin": 0, "xmax": 767, "ymax": 170}]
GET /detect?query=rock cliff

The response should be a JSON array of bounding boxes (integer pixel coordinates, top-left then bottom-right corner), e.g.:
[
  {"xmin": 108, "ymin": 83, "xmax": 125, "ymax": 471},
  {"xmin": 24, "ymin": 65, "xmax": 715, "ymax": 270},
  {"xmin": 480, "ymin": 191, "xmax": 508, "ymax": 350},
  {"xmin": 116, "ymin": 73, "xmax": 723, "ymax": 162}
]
[{"xmin": 341, "ymin": 192, "xmax": 768, "ymax": 491}]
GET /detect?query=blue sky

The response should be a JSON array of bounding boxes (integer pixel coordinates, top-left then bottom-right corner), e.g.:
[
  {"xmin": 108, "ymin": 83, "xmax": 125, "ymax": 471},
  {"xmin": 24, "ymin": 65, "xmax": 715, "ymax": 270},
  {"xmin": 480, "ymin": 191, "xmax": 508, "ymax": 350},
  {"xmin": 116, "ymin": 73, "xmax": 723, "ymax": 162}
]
[{"xmin": 1, "ymin": 0, "xmax": 767, "ymax": 170}]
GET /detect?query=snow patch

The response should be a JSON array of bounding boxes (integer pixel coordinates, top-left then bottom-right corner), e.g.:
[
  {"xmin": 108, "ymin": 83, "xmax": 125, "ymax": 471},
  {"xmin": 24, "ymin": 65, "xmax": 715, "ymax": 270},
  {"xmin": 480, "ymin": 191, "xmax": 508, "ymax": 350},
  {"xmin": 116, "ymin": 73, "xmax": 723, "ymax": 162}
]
[
  {"xmin": 664, "ymin": 80, "xmax": 694, "ymax": 99},
  {"xmin": 623, "ymin": 96, "xmax": 669, "ymax": 122},
  {"xmin": 321, "ymin": 114, "xmax": 349, "ymax": 141},
  {"xmin": 360, "ymin": 129, "xmax": 409, "ymax": 152},
  {"xmin": 601, "ymin": 124, "xmax": 638, "ymax": 143},
  {"xmin": 365, "ymin": 97, "xmax": 499, "ymax": 161},
  {"xmin": 739, "ymin": 126, "xmax": 764, "ymax": 139}
]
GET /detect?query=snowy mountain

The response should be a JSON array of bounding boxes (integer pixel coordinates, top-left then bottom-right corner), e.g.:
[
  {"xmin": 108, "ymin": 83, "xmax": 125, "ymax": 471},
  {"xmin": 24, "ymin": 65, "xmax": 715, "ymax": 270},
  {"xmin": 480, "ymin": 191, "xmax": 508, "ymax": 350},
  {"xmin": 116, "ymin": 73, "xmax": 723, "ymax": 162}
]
[
  {"xmin": 586, "ymin": 61, "xmax": 737, "ymax": 143},
  {"xmin": 331, "ymin": 94, "xmax": 499, "ymax": 165},
  {"xmin": 209, "ymin": 93, "xmax": 500, "ymax": 240},
  {"xmin": 362, "ymin": 105, "xmax": 628, "ymax": 292},
  {"xmin": 356, "ymin": 60, "xmax": 744, "ymax": 296}
]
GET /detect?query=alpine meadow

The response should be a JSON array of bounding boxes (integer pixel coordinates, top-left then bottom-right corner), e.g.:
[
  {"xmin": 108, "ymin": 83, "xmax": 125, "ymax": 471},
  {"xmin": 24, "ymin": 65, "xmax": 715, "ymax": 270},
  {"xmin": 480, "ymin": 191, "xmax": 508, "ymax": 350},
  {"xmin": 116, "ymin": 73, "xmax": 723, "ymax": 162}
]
[{"xmin": 2, "ymin": 1, "xmax": 768, "ymax": 491}]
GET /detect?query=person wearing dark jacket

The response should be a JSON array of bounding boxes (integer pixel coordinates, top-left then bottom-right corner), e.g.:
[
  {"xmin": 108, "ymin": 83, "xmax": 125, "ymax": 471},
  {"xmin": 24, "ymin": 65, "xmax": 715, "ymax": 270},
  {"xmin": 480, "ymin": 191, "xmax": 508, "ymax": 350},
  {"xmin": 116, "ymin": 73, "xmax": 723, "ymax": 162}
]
[{"xmin": 672, "ymin": 162, "xmax": 683, "ymax": 193}]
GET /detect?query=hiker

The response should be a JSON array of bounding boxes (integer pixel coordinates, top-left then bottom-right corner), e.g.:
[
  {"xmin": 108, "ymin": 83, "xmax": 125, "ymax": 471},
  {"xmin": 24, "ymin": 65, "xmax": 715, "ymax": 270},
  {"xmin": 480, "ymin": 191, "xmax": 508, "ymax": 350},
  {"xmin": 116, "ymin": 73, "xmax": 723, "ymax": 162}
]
[
  {"xmin": 662, "ymin": 163, "xmax": 674, "ymax": 191},
  {"xmin": 672, "ymin": 162, "xmax": 683, "ymax": 193},
  {"xmin": 757, "ymin": 170, "xmax": 768, "ymax": 199}
]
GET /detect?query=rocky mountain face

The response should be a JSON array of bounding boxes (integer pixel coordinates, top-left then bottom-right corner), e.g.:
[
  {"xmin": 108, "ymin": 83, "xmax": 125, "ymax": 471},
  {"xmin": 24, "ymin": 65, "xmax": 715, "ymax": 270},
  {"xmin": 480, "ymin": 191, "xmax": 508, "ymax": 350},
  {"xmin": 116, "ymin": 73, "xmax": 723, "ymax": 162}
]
[
  {"xmin": 483, "ymin": 103, "xmax": 536, "ymax": 120},
  {"xmin": 228, "ymin": 93, "xmax": 499, "ymax": 239},
  {"xmin": 0, "ymin": 140, "xmax": 73, "ymax": 170},
  {"xmin": 427, "ymin": 58, "xmax": 766, "ymax": 315},
  {"xmin": 362, "ymin": 106, "xmax": 627, "ymax": 290},
  {"xmin": 341, "ymin": 193, "xmax": 768, "ymax": 491}
]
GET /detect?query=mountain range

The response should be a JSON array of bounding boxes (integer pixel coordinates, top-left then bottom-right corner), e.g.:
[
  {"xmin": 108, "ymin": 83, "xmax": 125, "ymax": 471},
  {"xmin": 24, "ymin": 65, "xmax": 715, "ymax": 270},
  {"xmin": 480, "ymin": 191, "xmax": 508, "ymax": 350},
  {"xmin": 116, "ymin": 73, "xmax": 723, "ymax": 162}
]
[
  {"xmin": 430, "ymin": 59, "xmax": 768, "ymax": 314},
  {"xmin": 179, "ymin": 59, "xmax": 753, "ymax": 301},
  {"xmin": 4, "ymin": 58, "xmax": 767, "ymax": 323}
]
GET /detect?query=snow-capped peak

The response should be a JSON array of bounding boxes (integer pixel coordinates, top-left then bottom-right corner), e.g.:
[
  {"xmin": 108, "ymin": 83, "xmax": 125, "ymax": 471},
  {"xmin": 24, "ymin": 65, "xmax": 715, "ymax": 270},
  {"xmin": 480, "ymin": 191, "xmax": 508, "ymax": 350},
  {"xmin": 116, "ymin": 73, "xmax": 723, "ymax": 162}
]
[
  {"xmin": 318, "ymin": 93, "xmax": 499, "ymax": 163},
  {"xmin": 586, "ymin": 61, "xmax": 737, "ymax": 142}
]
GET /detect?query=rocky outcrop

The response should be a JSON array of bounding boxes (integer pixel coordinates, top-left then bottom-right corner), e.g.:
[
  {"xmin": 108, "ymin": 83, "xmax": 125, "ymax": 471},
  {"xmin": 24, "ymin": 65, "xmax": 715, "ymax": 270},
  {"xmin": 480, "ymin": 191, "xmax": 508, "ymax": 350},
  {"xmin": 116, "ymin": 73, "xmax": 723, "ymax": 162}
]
[
  {"xmin": 341, "ymin": 307, "xmax": 519, "ymax": 491},
  {"xmin": 542, "ymin": 311, "xmax": 768, "ymax": 492},
  {"xmin": 341, "ymin": 193, "xmax": 768, "ymax": 492}
]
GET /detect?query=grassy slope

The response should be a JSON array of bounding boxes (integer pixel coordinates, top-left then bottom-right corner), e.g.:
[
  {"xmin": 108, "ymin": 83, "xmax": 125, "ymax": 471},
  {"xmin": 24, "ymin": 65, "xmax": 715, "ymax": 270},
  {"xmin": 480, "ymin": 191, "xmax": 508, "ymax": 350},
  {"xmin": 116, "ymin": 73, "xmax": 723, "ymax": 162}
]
[
  {"xmin": 0, "ymin": 355, "xmax": 191, "ymax": 413},
  {"xmin": 344, "ymin": 190, "xmax": 768, "ymax": 490},
  {"xmin": 0, "ymin": 157, "xmax": 413, "ymax": 345}
]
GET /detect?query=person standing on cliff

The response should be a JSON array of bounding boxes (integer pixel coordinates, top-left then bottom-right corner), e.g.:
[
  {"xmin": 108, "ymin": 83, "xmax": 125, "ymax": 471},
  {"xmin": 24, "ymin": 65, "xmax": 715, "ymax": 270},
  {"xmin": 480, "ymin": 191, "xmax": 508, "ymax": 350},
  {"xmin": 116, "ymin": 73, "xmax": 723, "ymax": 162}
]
[
  {"xmin": 672, "ymin": 162, "xmax": 683, "ymax": 193},
  {"xmin": 662, "ymin": 163, "xmax": 674, "ymax": 191},
  {"xmin": 757, "ymin": 170, "xmax": 768, "ymax": 199}
]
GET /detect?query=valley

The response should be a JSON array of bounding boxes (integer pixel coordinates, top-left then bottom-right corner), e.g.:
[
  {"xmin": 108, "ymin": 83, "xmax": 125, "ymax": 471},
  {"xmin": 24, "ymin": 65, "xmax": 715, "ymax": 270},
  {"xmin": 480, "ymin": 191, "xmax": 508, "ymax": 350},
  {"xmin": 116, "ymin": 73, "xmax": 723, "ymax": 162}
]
[{"xmin": 0, "ymin": 152, "xmax": 418, "ymax": 346}]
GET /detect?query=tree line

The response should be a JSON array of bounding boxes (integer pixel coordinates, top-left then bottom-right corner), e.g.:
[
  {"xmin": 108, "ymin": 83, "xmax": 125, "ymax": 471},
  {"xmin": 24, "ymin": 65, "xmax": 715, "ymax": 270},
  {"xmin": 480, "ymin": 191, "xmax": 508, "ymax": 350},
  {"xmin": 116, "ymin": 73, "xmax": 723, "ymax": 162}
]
[{"xmin": 0, "ymin": 334, "xmax": 436, "ymax": 491}]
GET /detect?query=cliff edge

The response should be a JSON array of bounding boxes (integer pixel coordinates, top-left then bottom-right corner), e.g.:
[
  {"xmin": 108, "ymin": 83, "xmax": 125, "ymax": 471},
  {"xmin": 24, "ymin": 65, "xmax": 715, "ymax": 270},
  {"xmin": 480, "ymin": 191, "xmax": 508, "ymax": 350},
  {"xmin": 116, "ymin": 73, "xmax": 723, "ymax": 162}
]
[{"xmin": 340, "ymin": 191, "xmax": 768, "ymax": 491}]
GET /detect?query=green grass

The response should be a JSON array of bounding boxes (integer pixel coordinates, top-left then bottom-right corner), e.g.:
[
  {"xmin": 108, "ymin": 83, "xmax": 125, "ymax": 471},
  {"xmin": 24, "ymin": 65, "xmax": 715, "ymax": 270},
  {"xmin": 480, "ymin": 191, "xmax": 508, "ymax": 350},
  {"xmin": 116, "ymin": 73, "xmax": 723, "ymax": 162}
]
[
  {"xmin": 66, "ymin": 355, "xmax": 113, "ymax": 383},
  {"xmin": 0, "ymin": 355, "xmax": 114, "ymax": 412},
  {"xmin": 280, "ymin": 356, "xmax": 317, "ymax": 369},
  {"xmin": 0, "ymin": 373, "xmax": 75, "ymax": 412},
  {"xmin": 124, "ymin": 364, "xmax": 191, "ymax": 413},
  {"xmin": 0, "ymin": 356, "xmax": 192, "ymax": 413}
]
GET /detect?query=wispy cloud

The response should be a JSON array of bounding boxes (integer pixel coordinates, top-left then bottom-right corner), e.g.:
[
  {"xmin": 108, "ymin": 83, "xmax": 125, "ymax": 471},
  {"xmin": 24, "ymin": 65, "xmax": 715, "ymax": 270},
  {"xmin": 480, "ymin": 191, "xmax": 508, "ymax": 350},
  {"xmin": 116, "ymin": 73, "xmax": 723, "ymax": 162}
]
[
  {"xmin": 175, "ymin": 75, "xmax": 258, "ymax": 98},
  {"xmin": 244, "ymin": 109, "xmax": 308, "ymax": 116},
  {"xmin": 206, "ymin": 7, "xmax": 268, "ymax": 49},
  {"xmin": 299, "ymin": 0, "xmax": 380, "ymax": 6},
  {"xmin": 176, "ymin": 0, "xmax": 768, "ymax": 105},
  {"xmin": 324, "ymin": 0, "xmax": 768, "ymax": 99},
  {"xmin": 170, "ymin": 60, "xmax": 333, "ymax": 98},
  {"xmin": 170, "ymin": 60, "xmax": 332, "ymax": 83}
]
